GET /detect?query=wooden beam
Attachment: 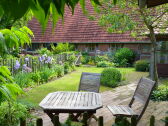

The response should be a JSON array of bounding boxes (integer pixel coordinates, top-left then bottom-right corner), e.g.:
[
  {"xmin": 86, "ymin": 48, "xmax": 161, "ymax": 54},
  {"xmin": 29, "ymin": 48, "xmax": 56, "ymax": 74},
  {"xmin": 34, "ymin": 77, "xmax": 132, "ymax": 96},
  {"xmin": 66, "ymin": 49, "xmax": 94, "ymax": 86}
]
[{"xmin": 147, "ymin": 0, "xmax": 168, "ymax": 8}]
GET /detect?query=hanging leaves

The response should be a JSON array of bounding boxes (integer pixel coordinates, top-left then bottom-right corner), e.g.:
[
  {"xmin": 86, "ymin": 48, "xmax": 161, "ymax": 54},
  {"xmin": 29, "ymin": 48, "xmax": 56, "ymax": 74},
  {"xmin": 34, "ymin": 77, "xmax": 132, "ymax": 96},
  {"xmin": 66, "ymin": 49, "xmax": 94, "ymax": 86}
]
[{"xmin": 0, "ymin": 0, "xmax": 101, "ymax": 31}]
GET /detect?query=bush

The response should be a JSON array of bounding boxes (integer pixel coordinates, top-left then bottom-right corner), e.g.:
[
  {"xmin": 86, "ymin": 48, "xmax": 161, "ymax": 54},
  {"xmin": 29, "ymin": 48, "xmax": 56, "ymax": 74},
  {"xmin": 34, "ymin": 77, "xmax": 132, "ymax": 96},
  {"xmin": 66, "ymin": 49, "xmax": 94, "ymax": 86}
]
[
  {"xmin": 97, "ymin": 61, "xmax": 113, "ymax": 67},
  {"xmin": 135, "ymin": 60, "xmax": 149, "ymax": 72},
  {"xmin": 40, "ymin": 67, "xmax": 54, "ymax": 82},
  {"xmin": 37, "ymin": 48, "xmax": 52, "ymax": 56},
  {"xmin": 64, "ymin": 62, "xmax": 71, "ymax": 74},
  {"xmin": 0, "ymin": 102, "xmax": 32, "ymax": 126},
  {"xmin": 95, "ymin": 55, "xmax": 109, "ymax": 63},
  {"xmin": 151, "ymin": 85, "xmax": 168, "ymax": 101},
  {"xmin": 31, "ymin": 72, "xmax": 41, "ymax": 84},
  {"xmin": 14, "ymin": 72, "xmax": 34, "ymax": 88},
  {"xmin": 81, "ymin": 55, "xmax": 90, "ymax": 64},
  {"xmin": 100, "ymin": 67, "xmax": 122, "ymax": 88},
  {"xmin": 113, "ymin": 48, "xmax": 135, "ymax": 67},
  {"xmin": 53, "ymin": 65, "xmax": 64, "ymax": 77},
  {"xmin": 51, "ymin": 43, "xmax": 74, "ymax": 54},
  {"xmin": 68, "ymin": 54, "xmax": 76, "ymax": 66}
]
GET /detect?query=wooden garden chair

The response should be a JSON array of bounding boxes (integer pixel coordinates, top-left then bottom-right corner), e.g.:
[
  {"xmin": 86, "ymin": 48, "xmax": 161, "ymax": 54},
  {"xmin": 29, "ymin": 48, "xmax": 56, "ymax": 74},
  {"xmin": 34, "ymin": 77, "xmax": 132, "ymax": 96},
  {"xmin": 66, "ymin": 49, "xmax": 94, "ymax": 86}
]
[
  {"xmin": 107, "ymin": 77, "xmax": 156, "ymax": 124},
  {"xmin": 78, "ymin": 72, "xmax": 101, "ymax": 121},
  {"xmin": 78, "ymin": 72, "xmax": 101, "ymax": 93}
]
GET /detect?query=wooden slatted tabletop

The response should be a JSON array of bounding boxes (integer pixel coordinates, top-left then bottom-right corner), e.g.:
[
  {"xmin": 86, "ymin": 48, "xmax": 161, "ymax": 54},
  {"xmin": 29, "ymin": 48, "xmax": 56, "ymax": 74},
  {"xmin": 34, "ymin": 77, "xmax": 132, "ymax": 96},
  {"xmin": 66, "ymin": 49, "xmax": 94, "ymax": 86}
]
[{"xmin": 39, "ymin": 91, "xmax": 103, "ymax": 112}]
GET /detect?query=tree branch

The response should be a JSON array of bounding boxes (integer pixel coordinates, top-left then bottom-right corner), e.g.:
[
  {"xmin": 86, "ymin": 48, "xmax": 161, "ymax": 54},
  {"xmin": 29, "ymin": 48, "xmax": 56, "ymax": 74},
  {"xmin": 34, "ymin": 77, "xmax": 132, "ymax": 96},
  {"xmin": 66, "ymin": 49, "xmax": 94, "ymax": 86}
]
[{"xmin": 151, "ymin": 11, "xmax": 167, "ymax": 25}]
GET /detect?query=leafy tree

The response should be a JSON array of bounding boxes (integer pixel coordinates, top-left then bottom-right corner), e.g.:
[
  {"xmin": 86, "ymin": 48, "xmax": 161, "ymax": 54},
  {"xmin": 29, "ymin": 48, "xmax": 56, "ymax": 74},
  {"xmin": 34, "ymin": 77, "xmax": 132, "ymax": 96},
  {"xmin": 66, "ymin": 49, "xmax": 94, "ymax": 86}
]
[
  {"xmin": 0, "ymin": 12, "xmax": 33, "ymax": 29},
  {"xmin": 93, "ymin": 0, "xmax": 168, "ymax": 83},
  {"xmin": 0, "ymin": 0, "xmax": 100, "ymax": 31},
  {"xmin": 0, "ymin": 26, "xmax": 34, "ymax": 57},
  {"xmin": 0, "ymin": 66, "xmax": 23, "ymax": 103}
]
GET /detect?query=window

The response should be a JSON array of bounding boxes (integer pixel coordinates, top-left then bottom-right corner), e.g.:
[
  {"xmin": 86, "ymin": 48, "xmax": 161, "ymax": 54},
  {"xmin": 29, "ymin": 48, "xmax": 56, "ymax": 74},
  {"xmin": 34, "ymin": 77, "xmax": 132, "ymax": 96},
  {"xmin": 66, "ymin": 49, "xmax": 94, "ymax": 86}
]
[
  {"xmin": 109, "ymin": 44, "xmax": 123, "ymax": 52},
  {"xmin": 87, "ymin": 44, "xmax": 95, "ymax": 52},
  {"xmin": 142, "ymin": 44, "xmax": 151, "ymax": 53}
]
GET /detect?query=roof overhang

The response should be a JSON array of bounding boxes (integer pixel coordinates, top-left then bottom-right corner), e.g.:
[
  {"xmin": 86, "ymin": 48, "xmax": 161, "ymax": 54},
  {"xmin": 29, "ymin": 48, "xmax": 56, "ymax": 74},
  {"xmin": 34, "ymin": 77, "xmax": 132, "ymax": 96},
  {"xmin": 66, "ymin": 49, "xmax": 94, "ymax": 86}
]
[
  {"xmin": 32, "ymin": 41, "xmax": 151, "ymax": 44},
  {"xmin": 138, "ymin": 0, "xmax": 168, "ymax": 8}
]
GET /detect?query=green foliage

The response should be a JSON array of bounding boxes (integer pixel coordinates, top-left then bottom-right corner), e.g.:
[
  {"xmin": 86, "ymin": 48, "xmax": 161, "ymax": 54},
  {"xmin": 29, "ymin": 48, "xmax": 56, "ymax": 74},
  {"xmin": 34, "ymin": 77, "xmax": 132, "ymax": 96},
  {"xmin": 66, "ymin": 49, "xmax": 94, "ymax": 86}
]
[
  {"xmin": 64, "ymin": 62, "xmax": 72, "ymax": 74},
  {"xmin": 97, "ymin": 61, "xmax": 113, "ymax": 67},
  {"xmin": 14, "ymin": 72, "xmax": 34, "ymax": 88},
  {"xmin": 0, "ymin": 0, "xmax": 100, "ymax": 31},
  {"xmin": 112, "ymin": 117, "xmax": 131, "ymax": 126},
  {"xmin": 81, "ymin": 55, "xmax": 90, "ymax": 64},
  {"xmin": 151, "ymin": 85, "xmax": 168, "ymax": 101},
  {"xmin": 99, "ymin": 13, "xmax": 136, "ymax": 33},
  {"xmin": 40, "ymin": 67, "xmax": 54, "ymax": 83},
  {"xmin": 135, "ymin": 60, "xmax": 149, "ymax": 72},
  {"xmin": 31, "ymin": 72, "xmax": 41, "ymax": 84},
  {"xmin": 53, "ymin": 65, "xmax": 64, "ymax": 77},
  {"xmin": 51, "ymin": 43, "xmax": 74, "ymax": 54},
  {"xmin": 100, "ymin": 67, "xmax": 122, "ymax": 87},
  {"xmin": 0, "ymin": 101, "xmax": 31, "ymax": 126},
  {"xmin": 95, "ymin": 55, "xmax": 109, "ymax": 63},
  {"xmin": 68, "ymin": 54, "xmax": 76, "ymax": 66},
  {"xmin": 0, "ymin": 26, "xmax": 33, "ymax": 57},
  {"xmin": 0, "ymin": 66, "xmax": 23, "ymax": 102},
  {"xmin": 37, "ymin": 48, "xmax": 53, "ymax": 56},
  {"xmin": 113, "ymin": 48, "xmax": 135, "ymax": 67}
]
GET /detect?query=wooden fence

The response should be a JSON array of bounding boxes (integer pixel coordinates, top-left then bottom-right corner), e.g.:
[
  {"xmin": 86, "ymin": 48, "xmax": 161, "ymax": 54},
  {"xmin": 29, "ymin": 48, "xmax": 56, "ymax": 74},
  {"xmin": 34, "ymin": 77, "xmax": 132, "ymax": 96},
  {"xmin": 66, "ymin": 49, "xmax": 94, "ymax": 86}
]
[
  {"xmin": 19, "ymin": 114, "xmax": 168, "ymax": 126},
  {"xmin": 0, "ymin": 53, "xmax": 81, "ymax": 75}
]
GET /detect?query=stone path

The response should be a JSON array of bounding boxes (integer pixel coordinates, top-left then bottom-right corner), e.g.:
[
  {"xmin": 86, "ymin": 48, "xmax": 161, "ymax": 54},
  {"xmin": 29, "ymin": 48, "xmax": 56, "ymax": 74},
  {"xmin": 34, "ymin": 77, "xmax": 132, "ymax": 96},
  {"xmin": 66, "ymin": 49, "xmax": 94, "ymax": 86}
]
[{"xmin": 36, "ymin": 82, "xmax": 168, "ymax": 126}]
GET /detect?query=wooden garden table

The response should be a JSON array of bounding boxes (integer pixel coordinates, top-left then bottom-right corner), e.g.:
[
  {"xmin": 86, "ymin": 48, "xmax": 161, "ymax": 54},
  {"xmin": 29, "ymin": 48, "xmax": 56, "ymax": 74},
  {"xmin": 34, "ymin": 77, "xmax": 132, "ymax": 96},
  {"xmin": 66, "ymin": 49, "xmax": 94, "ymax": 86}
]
[{"xmin": 39, "ymin": 91, "xmax": 102, "ymax": 124}]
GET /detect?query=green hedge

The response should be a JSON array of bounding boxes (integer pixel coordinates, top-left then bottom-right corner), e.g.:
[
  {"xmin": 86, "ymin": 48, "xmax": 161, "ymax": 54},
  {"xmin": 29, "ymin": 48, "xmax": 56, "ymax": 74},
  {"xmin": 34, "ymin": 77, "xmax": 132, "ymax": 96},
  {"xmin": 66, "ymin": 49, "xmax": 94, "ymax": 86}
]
[
  {"xmin": 135, "ymin": 60, "xmax": 149, "ymax": 72},
  {"xmin": 100, "ymin": 67, "xmax": 121, "ymax": 88}
]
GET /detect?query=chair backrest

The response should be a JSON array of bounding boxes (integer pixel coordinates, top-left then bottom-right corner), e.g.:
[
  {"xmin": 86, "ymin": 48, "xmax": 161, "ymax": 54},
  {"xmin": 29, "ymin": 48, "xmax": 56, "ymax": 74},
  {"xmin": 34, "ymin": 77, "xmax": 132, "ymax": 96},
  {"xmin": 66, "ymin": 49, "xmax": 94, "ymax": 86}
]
[
  {"xmin": 129, "ymin": 77, "xmax": 156, "ymax": 122},
  {"xmin": 78, "ymin": 72, "xmax": 101, "ymax": 93}
]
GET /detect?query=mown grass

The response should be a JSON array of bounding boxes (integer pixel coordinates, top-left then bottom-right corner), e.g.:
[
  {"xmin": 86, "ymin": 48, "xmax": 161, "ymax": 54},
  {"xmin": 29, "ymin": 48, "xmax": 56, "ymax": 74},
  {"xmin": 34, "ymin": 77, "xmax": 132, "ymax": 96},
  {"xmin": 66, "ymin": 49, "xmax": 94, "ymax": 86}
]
[{"xmin": 19, "ymin": 66, "xmax": 148, "ymax": 106}]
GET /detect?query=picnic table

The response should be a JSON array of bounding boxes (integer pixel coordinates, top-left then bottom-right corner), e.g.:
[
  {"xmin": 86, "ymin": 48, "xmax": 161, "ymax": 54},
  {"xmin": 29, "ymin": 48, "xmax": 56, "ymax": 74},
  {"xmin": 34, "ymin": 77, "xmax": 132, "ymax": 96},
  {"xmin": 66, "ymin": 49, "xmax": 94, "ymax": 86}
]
[{"xmin": 39, "ymin": 91, "xmax": 103, "ymax": 124}]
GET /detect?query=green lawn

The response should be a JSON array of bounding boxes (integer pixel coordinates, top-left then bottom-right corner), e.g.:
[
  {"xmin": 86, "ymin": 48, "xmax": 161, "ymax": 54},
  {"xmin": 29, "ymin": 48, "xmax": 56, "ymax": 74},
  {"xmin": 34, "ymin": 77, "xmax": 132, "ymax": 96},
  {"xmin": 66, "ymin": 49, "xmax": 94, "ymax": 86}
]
[{"xmin": 19, "ymin": 66, "xmax": 148, "ymax": 106}]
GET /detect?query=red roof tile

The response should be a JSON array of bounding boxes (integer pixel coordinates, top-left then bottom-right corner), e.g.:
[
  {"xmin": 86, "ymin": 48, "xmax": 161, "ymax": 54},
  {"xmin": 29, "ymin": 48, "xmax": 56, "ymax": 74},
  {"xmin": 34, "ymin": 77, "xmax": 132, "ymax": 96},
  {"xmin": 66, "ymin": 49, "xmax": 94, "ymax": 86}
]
[{"xmin": 28, "ymin": 0, "xmax": 150, "ymax": 43}]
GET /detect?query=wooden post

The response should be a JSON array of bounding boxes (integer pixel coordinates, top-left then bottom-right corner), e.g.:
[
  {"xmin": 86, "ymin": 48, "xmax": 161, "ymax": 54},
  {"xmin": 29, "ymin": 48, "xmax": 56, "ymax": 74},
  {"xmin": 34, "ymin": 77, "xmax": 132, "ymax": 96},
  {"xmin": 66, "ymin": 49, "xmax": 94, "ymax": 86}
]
[
  {"xmin": 82, "ymin": 112, "xmax": 88, "ymax": 126},
  {"xmin": 131, "ymin": 116, "xmax": 137, "ymax": 126},
  {"xmin": 36, "ymin": 118, "xmax": 43, "ymax": 126},
  {"xmin": 165, "ymin": 117, "xmax": 168, "ymax": 126},
  {"xmin": 53, "ymin": 115, "xmax": 60, "ymax": 126},
  {"xmin": 20, "ymin": 118, "xmax": 26, "ymax": 126},
  {"xmin": 150, "ymin": 115, "xmax": 155, "ymax": 126},
  {"xmin": 98, "ymin": 116, "xmax": 103, "ymax": 126}
]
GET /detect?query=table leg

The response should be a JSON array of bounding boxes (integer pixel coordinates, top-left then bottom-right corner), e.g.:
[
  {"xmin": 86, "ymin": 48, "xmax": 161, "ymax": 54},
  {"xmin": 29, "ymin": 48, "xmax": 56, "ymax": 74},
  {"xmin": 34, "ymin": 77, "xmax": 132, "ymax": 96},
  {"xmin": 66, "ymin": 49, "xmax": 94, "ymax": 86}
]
[
  {"xmin": 70, "ymin": 113, "xmax": 82, "ymax": 121},
  {"xmin": 45, "ymin": 112, "xmax": 60, "ymax": 125}
]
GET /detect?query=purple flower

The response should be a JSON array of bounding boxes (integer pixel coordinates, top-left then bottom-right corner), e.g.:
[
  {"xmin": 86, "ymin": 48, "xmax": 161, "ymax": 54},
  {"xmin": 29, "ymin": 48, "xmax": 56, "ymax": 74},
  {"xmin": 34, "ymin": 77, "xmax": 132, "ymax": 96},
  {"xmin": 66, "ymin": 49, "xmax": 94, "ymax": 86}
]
[
  {"xmin": 41, "ymin": 55, "xmax": 45, "ymax": 61},
  {"xmin": 23, "ymin": 64, "xmax": 27, "ymax": 70},
  {"xmin": 38, "ymin": 57, "xmax": 42, "ymax": 62},
  {"xmin": 14, "ymin": 60, "xmax": 20, "ymax": 70},
  {"xmin": 25, "ymin": 57, "xmax": 29, "ymax": 62}
]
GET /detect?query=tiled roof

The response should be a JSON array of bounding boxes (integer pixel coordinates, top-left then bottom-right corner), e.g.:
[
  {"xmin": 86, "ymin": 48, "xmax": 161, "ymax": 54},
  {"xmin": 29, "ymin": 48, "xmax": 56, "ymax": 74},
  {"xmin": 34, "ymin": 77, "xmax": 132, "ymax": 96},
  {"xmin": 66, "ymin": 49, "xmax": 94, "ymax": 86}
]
[{"xmin": 28, "ymin": 0, "xmax": 150, "ymax": 43}]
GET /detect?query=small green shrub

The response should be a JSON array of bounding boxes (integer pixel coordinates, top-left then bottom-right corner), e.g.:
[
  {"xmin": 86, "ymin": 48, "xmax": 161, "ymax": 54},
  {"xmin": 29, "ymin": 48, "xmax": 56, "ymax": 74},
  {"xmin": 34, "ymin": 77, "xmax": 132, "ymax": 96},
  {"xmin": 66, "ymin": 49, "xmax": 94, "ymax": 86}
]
[
  {"xmin": 113, "ymin": 48, "xmax": 135, "ymax": 67},
  {"xmin": 81, "ymin": 56, "xmax": 90, "ymax": 64},
  {"xmin": 151, "ymin": 85, "xmax": 168, "ymax": 101},
  {"xmin": 95, "ymin": 55, "xmax": 109, "ymax": 63},
  {"xmin": 68, "ymin": 54, "xmax": 76, "ymax": 66},
  {"xmin": 40, "ymin": 67, "xmax": 54, "ymax": 82},
  {"xmin": 97, "ymin": 61, "xmax": 113, "ymax": 67},
  {"xmin": 14, "ymin": 72, "xmax": 34, "ymax": 88},
  {"xmin": 31, "ymin": 72, "xmax": 41, "ymax": 84},
  {"xmin": 101, "ymin": 67, "xmax": 122, "ymax": 88},
  {"xmin": 37, "ymin": 48, "xmax": 52, "ymax": 56},
  {"xmin": 53, "ymin": 65, "xmax": 64, "ymax": 77},
  {"xmin": 135, "ymin": 60, "xmax": 149, "ymax": 72},
  {"xmin": 0, "ymin": 102, "xmax": 32, "ymax": 126},
  {"xmin": 51, "ymin": 43, "xmax": 74, "ymax": 54},
  {"xmin": 64, "ymin": 62, "xmax": 71, "ymax": 74}
]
